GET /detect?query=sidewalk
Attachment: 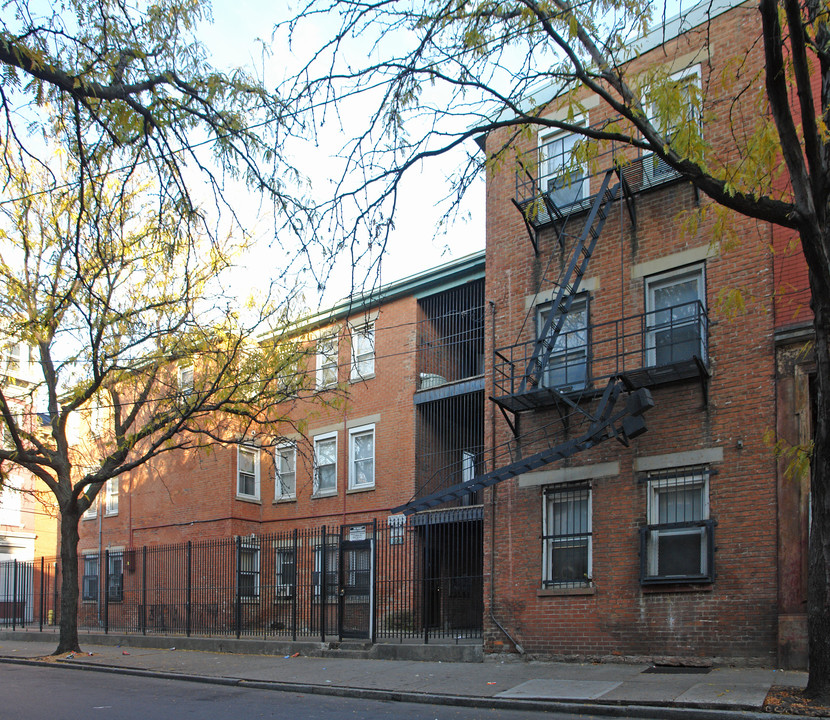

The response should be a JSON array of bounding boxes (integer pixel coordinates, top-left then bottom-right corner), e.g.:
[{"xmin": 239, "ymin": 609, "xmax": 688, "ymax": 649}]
[{"xmin": 0, "ymin": 632, "xmax": 809, "ymax": 719}]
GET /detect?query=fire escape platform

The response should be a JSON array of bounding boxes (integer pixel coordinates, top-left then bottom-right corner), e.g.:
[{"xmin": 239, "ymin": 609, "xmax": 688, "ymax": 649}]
[{"xmin": 619, "ymin": 356, "xmax": 708, "ymax": 390}]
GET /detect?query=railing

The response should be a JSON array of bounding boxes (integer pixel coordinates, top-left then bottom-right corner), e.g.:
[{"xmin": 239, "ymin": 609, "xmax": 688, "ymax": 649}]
[
  {"xmin": 0, "ymin": 518, "xmax": 483, "ymax": 642},
  {"xmin": 515, "ymin": 128, "xmax": 682, "ymax": 227},
  {"xmin": 493, "ymin": 301, "xmax": 708, "ymax": 407}
]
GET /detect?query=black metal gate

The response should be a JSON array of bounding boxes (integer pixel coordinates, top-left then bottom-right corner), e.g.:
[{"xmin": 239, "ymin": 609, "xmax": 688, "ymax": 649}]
[{"xmin": 338, "ymin": 535, "xmax": 373, "ymax": 640}]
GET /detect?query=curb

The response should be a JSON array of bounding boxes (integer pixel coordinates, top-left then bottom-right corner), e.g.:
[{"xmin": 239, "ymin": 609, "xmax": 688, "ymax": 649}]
[{"xmin": 0, "ymin": 655, "xmax": 803, "ymax": 720}]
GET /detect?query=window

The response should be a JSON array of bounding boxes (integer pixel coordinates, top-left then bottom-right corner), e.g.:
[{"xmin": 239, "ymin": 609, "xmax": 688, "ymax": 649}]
[
  {"xmin": 0, "ymin": 478, "xmax": 21, "ymax": 526},
  {"xmin": 3, "ymin": 342, "xmax": 20, "ymax": 371},
  {"xmin": 238, "ymin": 541, "xmax": 260, "ymax": 600},
  {"xmin": 237, "ymin": 445, "xmax": 260, "ymax": 500},
  {"xmin": 350, "ymin": 323, "xmax": 375, "ymax": 380},
  {"xmin": 538, "ymin": 125, "xmax": 587, "ymax": 209},
  {"xmin": 537, "ymin": 295, "xmax": 589, "ymax": 391},
  {"xmin": 82, "ymin": 554, "xmax": 99, "ymax": 602},
  {"xmin": 543, "ymin": 483, "xmax": 592, "ymax": 588},
  {"xmin": 275, "ymin": 444, "xmax": 296, "ymax": 500},
  {"xmin": 316, "ymin": 335, "xmax": 338, "ymax": 388},
  {"xmin": 643, "ymin": 66, "xmax": 701, "ymax": 183},
  {"xmin": 313, "ymin": 433, "xmax": 337, "ymax": 496},
  {"xmin": 641, "ymin": 468, "xmax": 714, "ymax": 584},
  {"xmin": 348, "ymin": 425, "xmax": 374, "ymax": 490},
  {"xmin": 89, "ymin": 398, "xmax": 108, "ymax": 438},
  {"xmin": 108, "ymin": 551, "xmax": 123, "ymax": 602},
  {"xmin": 104, "ymin": 479, "xmax": 119, "ymax": 516},
  {"xmin": 178, "ymin": 364, "xmax": 194, "ymax": 394},
  {"xmin": 275, "ymin": 549, "xmax": 296, "ymax": 597},
  {"xmin": 645, "ymin": 265, "xmax": 706, "ymax": 367},
  {"xmin": 83, "ymin": 491, "xmax": 98, "ymax": 520},
  {"xmin": 313, "ymin": 541, "xmax": 339, "ymax": 599}
]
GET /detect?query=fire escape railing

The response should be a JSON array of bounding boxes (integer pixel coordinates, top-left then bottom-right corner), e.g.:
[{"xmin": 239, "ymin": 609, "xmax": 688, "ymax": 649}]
[
  {"xmin": 514, "ymin": 127, "xmax": 682, "ymax": 232},
  {"xmin": 493, "ymin": 300, "xmax": 709, "ymax": 413}
]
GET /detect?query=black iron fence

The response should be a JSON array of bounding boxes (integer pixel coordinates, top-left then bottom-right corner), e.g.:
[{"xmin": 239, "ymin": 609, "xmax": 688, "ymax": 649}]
[{"xmin": 0, "ymin": 517, "xmax": 483, "ymax": 642}]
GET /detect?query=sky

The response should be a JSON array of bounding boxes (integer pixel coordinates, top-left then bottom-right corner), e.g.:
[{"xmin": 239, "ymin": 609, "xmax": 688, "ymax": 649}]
[{"xmin": 197, "ymin": 1, "xmax": 486, "ymax": 311}]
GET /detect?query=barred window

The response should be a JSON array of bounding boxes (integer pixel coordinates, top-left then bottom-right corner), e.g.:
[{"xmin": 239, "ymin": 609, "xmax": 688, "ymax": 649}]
[
  {"xmin": 641, "ymin": 467, "xmax": 714, "ymax": 584},
  {"xmin": 238, "ymin": 542, "xmax": 260, "ymax": 600},
  {"xmin": 543, "ymin": 483, "xmax": 592, "ymax": 588}
]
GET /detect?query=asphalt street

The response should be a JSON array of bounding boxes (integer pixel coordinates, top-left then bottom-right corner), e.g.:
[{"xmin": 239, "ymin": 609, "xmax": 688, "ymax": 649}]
[{"xmin": 2, "ymin": 664, "xmax": 615, "ymax": 720}]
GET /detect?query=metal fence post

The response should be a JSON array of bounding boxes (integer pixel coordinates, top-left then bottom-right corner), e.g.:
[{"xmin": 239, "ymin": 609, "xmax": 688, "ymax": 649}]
[
  {"xmin": 320, "ymin": 526, "xmax": 326, "ymax": 643},
  {"xmin": 141, "ymin": 546, "xmax": 147, "ymax": 635},
  {"xmin": 39, "ymin": 557, "xmax": 44, "ymax": 631},
  {"xmin": 186, "ymin": 541, "xmax": 192, "ymax": 637},
  {"xmin": 235, "ymin": 536, "xmax": 242, "ymax": 640},
  {"xmin": 371, "ymin": 518, "xmax": 377, "ymax": 644},
  {"xmin": 423, "ymin": 522, "xmax": 430, "ymax": 645},
  {"xmin": 292, "ymin": 528, "xmax": 298, "ymax": 642},
  {"xmin": 104, "ymin": 549, "xmax": 109, "ymax": 633},
  {"xmin": 12, "ymin": 559, "xmax": 17, "ymax": 631}
]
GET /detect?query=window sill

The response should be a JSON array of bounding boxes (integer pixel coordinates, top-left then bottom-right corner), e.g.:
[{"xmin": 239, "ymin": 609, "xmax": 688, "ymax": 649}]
[
  {"xmin": 273, "ymin": 497, "xmax": 297, "ymax": 504},
  {"xmin": 104, "ymin": 511, "xmax": 118, "ymax": 517},
  {"xmin": 312, "ymin": 491, "xmax": 337, "ymax": 500},
  {"xmin": 235, "ymin": 495, "xmax": 261, "ymax": 505},
  {"xmin": 347, "ymin": 485, "xmax": 375, "ymax": 494},
  {"xmin": 349, "ymin": 373, "xmax": 375, "ymax": 384},
  {"xmin": 538, "ymin": 585, "xmax": 595, "ymax": 597}
]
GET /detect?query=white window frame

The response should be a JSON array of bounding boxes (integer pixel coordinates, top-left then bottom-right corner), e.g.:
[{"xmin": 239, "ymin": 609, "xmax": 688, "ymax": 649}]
[
  {"xmin": 646, "ymin": 470, "xmax": 710, "ymax": 580},
  {"xmin": 178, "ymin": 364, "xmax": 194, "ymax": 394},
  {"xmin": 83, "ymin": 488, "xmax": 98, "ymax": 520},
  {"xmin": 237, "ymin": 444, "xmax": 260, "ymax": 501},
  {"xmin": 90, "ymin": 402, "xmax": 106, "ymax": 439},
  {"xmin": 643, "ymin": 65, "xmax": 702, "ymax": 182},
  {"xmin": 316, "ymin": 335, "xmax": 339, "ymax": 388},
  {"xmin": 3, "ymin": 342, "xmax": 21, "ymax": 371},
  {"xmin": 536, "ymin": 294, "xmax": 589, "ymax": 391},
  {"xmin": 313, "ymin": 432, "xmax": 338, "ymax": 496},
  {"xmin": 645, "ymin": 264, "xmax": 706, "ymax": 367},
  {"xmin": 348, "ymin": 424, "xmax": 375, "ymax": 490},
  {"xmin": 274, "ymin": 443, "xmax": 297, "ymax": 501},
  {"xmin": 542, "ymin": 483, "xmax": 593, "ymax": 588},
  {"xmin": 350, "ymin": 323, "xmax": 375, "ymax": 381},
  {"xmin": 538, "ymin": 118, "xmax": 589, "ymax": 209},
  {"xmin": 0, "ymin": 477, "xmax": 22, "ymax": 526},
  {"xmin": 104, "ymin": 479, "xmax": 119, "ymax": 516}
]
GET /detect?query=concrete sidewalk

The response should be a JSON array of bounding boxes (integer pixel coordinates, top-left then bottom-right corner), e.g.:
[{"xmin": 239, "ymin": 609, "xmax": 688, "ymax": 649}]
[{"xmin": 0, "ymin": 632, "xmax": 809, "ymax": 719}]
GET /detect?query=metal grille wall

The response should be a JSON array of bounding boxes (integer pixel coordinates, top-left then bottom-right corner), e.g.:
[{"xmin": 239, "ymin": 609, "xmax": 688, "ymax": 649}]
[{"xmin": 0, "ymin": 518, "xmax": 483, "ymax": 642}]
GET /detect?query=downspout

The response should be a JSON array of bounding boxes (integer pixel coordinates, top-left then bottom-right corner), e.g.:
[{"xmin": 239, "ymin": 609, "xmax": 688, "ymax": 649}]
[{"xmin": 487, "ymin": 298, "xmax": 524, "ymax": 655}]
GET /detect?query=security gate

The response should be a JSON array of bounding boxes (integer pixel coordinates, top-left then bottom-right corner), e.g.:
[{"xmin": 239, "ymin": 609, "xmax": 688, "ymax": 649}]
[{"xmin": 338, "ymin": 535, "xmax": 373, "ymax": 640}]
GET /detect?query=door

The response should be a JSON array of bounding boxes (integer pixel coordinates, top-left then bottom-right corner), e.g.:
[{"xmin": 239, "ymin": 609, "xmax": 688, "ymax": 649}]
[{"xmin": 338, "ymin": 538, "xmax": 373, "ymax": 639}]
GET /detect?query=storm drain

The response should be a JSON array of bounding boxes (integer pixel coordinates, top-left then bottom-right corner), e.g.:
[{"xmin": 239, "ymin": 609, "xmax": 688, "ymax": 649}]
[{"xmin": 642, "ymin": 665, "xmax": 711, "ymax": 674}]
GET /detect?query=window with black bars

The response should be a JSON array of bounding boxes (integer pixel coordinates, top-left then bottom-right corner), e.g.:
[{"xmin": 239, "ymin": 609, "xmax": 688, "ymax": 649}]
[
  {"xmin": 542, "ymin": 483, "xmax": 592, "ymax": 588},
  {"xmin": 640, "ymin": 466, "xmax": 715, "ymax": 584}
]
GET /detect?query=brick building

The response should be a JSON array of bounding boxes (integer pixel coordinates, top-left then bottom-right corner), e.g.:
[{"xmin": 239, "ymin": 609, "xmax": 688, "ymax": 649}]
[
  {"xmin": 447, "ymin": 0, "xmax": 804, "ymax": 666},
  {"xmin": 75, "ymin": 252, "xmax": 486, "ymax": 639}
]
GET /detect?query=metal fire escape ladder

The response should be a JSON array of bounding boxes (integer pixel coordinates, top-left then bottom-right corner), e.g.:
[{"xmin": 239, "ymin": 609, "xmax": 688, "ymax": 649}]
[
  {"xmin": 392, "ymin": 380, "xmax": 653, "ymax": 515},
  {"xmin": 518, "ymin": 170, "xmax": 620, "ymax": 396}
]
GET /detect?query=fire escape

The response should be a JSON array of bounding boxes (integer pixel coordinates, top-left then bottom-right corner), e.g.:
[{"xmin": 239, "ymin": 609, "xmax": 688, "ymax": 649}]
[{"xmin": 395, "ymin": 133, "xmax": 710, "ymax": 515}]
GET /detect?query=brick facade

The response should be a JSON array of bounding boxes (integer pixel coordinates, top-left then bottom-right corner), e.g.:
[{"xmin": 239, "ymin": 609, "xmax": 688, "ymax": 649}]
[{"xmin": 481, "ymin": 3, "xmax": 790, "ymax": 665}]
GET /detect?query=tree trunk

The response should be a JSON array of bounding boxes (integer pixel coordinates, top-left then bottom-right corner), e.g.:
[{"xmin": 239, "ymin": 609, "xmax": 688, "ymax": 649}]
[
  {"xmin": 55, "ymin": 510, "xmax": 81, "ymax": 655},
  {"xmin": 807, "ymin": 282, "xmax": 830, "ymax": 700}
]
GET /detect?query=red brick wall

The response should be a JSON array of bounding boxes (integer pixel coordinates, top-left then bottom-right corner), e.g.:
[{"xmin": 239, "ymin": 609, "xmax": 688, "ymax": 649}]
[
  {"xmin": 78, "ymin": 293, "xmax": 422, "ymax": 553},
  {"xmin": 482, "ymin": 6, "xmax": 779, "ymax": 664}
]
